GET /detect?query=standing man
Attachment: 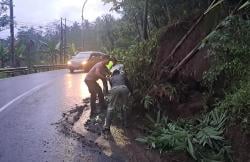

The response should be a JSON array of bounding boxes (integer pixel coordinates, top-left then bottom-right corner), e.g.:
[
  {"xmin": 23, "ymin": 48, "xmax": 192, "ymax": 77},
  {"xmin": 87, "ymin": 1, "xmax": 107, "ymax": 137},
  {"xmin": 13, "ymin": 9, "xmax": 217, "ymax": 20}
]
[{"xmin": 85, "ymin": 58, "xmax": 110, "ymax": 116}]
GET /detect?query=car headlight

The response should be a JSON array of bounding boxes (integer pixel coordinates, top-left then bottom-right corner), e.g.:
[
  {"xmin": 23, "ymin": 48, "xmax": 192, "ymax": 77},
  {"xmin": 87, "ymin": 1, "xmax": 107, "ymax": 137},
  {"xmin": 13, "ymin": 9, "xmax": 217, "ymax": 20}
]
[
  {"xmin": 67, "ymin": 61, "xmax": 72, "ymax": 65},
  {"xmin": 81, "ymin": 61, "xmax": 87, "ymax": 65}
]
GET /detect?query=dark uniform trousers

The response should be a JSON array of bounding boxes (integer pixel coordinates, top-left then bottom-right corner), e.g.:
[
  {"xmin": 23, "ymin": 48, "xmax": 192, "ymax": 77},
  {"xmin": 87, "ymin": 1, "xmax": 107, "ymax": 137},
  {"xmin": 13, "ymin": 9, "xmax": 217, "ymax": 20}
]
[{"xmin": 85, "ymin": 79, "xmax": 105, "ymax": 115}]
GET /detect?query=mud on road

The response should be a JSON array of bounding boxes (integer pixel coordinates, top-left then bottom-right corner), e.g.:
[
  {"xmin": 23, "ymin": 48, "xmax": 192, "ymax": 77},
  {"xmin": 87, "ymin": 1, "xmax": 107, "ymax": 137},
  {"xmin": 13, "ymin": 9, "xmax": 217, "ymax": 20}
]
[{"xmin": 52, "ymin": 98, "xmax": 163, "ymax": 162}]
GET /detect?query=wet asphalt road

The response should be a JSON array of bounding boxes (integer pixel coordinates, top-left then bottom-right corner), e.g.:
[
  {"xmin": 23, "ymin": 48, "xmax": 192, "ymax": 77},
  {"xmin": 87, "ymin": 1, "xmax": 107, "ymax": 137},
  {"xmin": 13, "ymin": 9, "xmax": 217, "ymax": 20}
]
[{"xmin": 0, "ymin": 70, "xmax": 109, "ymax": 162}]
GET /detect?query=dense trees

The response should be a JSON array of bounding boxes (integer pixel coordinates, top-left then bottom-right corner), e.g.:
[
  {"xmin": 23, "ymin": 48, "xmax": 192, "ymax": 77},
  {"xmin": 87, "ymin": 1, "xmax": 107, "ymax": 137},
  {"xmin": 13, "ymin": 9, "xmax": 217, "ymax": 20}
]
[
  {"xmin": 1, "ymin": 0, "xmax": 248, "ymax": 67},
  {"xmin": 103, "ymin": 0, "xmax": 213, "ymax": 40},
  {"xmin": 0, "ymin": 12, "xmax": 140, "ymax": 66},
  {"xmin": 0, "ymin": 0, "xmax": 9, "ymax": 31}
]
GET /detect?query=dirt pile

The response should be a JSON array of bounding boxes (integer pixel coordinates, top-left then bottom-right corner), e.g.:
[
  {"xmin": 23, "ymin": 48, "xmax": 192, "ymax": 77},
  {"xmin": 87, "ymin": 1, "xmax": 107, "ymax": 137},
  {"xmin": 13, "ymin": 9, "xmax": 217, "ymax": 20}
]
[
  {"xmin": 226, "ymin": 125, "xmax": 250, "ymax": 162},
  {"xmin": 154, "ymin": 2, "xmax": 225, "ymax": 81},
  {"xmin": 149, "ymin": 3, "xmax": 228, "ymax": 119}
]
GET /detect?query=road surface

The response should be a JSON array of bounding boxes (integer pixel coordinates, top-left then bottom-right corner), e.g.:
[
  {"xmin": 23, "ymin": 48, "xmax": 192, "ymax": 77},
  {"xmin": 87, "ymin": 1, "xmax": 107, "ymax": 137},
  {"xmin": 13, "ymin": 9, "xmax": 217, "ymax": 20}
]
[{"xmin": 0, "ymin": 70, "xmax": 112, "ymax": 162}]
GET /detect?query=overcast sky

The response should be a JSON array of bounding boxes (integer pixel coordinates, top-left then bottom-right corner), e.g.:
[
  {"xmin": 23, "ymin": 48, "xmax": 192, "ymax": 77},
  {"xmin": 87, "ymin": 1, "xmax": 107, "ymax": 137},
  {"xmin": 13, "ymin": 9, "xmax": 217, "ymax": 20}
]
[{"xmin": 0, "ymin": 0, "xmax": 119, "ymax": 39}]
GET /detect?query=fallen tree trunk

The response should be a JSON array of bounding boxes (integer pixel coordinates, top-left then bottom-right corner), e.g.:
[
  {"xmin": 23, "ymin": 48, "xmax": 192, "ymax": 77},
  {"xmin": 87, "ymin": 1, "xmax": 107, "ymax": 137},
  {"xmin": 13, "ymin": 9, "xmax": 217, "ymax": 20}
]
[{"xmin": 169, "ymin": 43, "xmax": 201, "ymax": 79}]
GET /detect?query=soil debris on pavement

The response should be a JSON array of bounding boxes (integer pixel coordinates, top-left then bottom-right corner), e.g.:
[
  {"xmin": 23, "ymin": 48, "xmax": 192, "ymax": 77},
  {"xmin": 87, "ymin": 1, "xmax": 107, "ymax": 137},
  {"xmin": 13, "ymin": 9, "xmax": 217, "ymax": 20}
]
[
  {"xmin": 52, "ymin": 98, "xmax": 173, "ymax": 162},
  {"xmin": 52, "ymin": 104, "xmax": 86, "ymax": 138}
]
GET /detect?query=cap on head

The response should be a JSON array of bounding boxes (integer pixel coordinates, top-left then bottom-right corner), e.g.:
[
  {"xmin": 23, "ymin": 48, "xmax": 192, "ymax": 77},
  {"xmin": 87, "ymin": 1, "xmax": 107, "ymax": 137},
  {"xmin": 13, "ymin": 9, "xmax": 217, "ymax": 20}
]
[{"xmin": 101, "ymin": 55, "xmax": 110, "ymax": 64}]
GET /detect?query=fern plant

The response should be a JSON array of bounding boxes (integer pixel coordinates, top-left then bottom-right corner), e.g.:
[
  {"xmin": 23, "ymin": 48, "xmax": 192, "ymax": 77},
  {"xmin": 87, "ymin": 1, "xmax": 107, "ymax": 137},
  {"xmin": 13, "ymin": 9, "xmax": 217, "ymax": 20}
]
[{"xmin": 136, "ymin": 109, "xmax": 231, "ymax": 161}]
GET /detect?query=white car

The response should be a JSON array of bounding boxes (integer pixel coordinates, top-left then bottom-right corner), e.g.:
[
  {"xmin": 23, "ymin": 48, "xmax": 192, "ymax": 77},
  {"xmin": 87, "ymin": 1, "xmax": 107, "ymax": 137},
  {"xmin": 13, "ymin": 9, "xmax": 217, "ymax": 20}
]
[{"xmin": 67, "ymin": 51, "xmax": 108, "ymax": 73}]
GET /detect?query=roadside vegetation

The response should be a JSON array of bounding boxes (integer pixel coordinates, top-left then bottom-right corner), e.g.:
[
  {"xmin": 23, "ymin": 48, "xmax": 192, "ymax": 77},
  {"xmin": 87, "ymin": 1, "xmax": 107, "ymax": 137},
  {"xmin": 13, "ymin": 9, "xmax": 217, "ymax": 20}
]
[
  {"xmin": 1, "ymin": 0, "xmax": 250, "ymax": 161},
  {"xmin": 104, "ymin": 0, "xmax": 250, "ymax": 161}
]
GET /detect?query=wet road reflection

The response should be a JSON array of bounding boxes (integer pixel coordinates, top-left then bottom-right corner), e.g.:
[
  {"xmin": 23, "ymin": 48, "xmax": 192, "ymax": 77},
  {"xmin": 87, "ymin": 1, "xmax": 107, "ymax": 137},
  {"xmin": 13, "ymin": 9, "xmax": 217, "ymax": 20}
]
[
  {"xmin": 0, "ymin": 70, "xmax": 112, "ymax": 162},
  {"xmin": 0, "ymin": 70, "xmax": 102, "ymax": 162},
  {"xmin": 65, "ymin": 72, "xmax": 104, "ymax": 102},
  {"xmin": 80, "ymin": 74, "xmax": 91, "ymax": 99},
  {"xmin": 65, "ymin": 73, "xmax": 90, "ymax": 99}
]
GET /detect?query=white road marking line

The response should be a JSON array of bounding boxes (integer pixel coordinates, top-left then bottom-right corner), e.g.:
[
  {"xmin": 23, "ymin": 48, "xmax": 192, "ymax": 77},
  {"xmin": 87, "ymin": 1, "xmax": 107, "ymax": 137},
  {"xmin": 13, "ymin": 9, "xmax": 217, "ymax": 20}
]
[{"xmin": 0, "ymin": 82, "xmax": 50, "ymax": 113}]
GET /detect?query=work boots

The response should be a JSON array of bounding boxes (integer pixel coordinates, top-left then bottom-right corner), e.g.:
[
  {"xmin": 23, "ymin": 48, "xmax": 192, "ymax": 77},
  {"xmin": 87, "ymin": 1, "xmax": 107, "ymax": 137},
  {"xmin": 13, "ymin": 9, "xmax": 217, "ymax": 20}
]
[
  {"xmin": 103, "ymin": 109, "xmax": 112, "ymax": 130},
  {"xmin": 122, "ymin": 109, "xmax": 128, "ymax": 128}
]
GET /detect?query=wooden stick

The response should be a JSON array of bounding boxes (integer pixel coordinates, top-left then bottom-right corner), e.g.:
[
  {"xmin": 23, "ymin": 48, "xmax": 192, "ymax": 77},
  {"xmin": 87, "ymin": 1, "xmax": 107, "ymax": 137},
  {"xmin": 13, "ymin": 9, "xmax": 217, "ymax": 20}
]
[{"xmin": 169, "ymin": 43, "xmax": 201, "ymax": 79}]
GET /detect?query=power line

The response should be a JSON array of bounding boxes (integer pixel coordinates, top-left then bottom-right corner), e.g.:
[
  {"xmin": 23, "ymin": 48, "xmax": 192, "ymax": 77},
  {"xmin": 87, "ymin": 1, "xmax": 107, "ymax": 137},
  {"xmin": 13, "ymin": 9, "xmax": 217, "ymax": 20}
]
[
  {"xmin": 16, "ymin": 24, "xmax": 57, "ymax": 30},
  {"xmin": 15, "ymin": 20, "xmax": 61, "ymax": 33},
  {"xmin": 15, "ymin": 27, "xmax": 57, "ymax": 34},
  {"xmin": 14, "ymin": 20, "xmax": 61, "ymax": 30},
  {"xmin": 16, "ymin": 20, "xmax": 61, "ymax": 25}
]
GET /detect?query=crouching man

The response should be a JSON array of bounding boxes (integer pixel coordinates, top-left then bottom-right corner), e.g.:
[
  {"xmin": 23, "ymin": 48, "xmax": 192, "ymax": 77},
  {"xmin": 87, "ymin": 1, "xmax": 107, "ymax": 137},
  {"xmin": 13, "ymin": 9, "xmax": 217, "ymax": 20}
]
[{"xmin": 103, "ymin": 69, "xmax": 132, "ymax": 132}]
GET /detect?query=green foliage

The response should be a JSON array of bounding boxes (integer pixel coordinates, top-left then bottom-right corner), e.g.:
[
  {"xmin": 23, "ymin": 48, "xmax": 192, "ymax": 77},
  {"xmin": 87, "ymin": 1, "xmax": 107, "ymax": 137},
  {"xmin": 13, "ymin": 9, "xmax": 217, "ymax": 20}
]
[
  {"xmin": 137, "ymin": 109, "xmax": 232, "ymax": 161},
  {"xmin": 202, "ymin": 16, "xmax": 250, "ymax": 130},
  {"xmin": 0, "ymin": 0, "xmax": 9, "ymax": 31},
  {"xmin": 0, "ymin": 42, "xmax": 8, "ymax": 67},
  {"xmin": 0, "ymin": 72, "xmax": 7, "ymax": 79},
  {"xmin": 142, "ymin": 95, "xmax": 154, "ymax": 109},
  {"xmin": 104, "ymin": 0, "xmax": 211, "ymax": 30},
  {"xmin": 202, "ymin": 16, "xmax": 250, "ymax": 90},
  {"xmin": 216, "ymin": 80, "xmax": 250, "ymax": 131},
  {"xmin": 136, "ymin": 14, "xmax": 250, "ymax": 162},
  {"xmin": 16, "ymin": 27, "xmax": 45, "ymax": 66},
  {"xmin": 110, "ymin": 33, "xmax": 159, "ymax": 100}
]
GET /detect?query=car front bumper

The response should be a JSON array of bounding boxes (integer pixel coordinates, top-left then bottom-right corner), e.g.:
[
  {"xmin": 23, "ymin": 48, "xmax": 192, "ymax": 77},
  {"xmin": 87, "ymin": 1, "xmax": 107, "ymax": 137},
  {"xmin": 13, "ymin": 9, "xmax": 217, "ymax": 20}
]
[{"xmin": 68, "ymin": 64, "xmax": 89, "ymax": 70}]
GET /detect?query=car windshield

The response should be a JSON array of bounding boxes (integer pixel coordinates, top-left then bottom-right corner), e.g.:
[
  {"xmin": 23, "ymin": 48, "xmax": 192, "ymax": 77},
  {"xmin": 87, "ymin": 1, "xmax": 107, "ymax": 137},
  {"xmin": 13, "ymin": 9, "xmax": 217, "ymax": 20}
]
[{"xmin": 74, "ymin": 52, "xmax": 91, "ymax": 59}]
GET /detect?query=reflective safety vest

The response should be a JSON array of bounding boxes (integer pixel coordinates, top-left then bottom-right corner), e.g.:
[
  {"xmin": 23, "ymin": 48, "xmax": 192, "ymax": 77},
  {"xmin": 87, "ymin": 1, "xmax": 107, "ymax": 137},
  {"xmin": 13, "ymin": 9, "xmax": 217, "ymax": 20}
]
[{"xmin": 106, "ymin": 61, "xmax": 114, "ymax": 70}]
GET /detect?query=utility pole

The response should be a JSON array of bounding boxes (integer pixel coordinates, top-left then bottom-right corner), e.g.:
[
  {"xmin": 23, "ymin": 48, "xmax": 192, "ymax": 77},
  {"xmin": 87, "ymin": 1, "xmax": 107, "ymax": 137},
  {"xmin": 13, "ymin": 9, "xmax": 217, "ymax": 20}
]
[
  {"xmin": 60, "ymin": 17, "xmax": 63, "ymax": 64},
  {"xmin": 9, "ymin": 0, "xmax": 15, "ymax": 67},
  {"xmin": 64, "ymin": 18, "xmax": 67, "ymax": 63},
  {"xmin": 81, "ymin": 0, "xmax": 88, "ymax": 51}
]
